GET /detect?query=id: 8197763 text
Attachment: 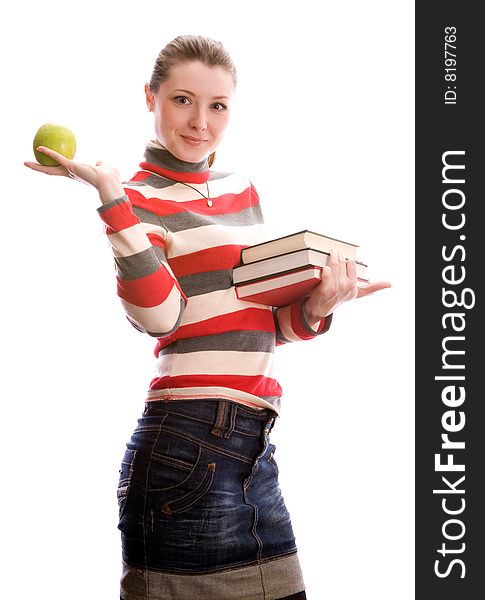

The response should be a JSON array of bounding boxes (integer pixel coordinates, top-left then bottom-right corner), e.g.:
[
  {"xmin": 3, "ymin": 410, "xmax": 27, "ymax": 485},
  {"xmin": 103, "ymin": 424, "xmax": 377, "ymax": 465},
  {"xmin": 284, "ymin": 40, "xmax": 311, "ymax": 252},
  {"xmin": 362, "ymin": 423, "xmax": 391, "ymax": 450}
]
[{"xmin": 444, "ymin": 26, "xmax": 457, "ymax": 105}]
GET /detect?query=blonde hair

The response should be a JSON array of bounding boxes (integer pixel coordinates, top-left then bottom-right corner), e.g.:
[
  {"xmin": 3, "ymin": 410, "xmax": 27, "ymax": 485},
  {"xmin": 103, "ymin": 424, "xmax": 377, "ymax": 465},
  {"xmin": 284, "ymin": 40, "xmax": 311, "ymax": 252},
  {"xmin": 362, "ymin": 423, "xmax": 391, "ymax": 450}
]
[{"xmin": 149, "ymin": 35, "xmax": 237, "ymax": 167}]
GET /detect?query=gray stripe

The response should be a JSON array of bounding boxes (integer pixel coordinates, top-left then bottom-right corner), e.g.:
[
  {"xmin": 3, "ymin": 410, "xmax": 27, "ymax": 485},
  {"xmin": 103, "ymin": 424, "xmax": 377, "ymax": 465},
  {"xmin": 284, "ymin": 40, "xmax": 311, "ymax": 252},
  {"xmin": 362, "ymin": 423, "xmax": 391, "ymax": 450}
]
[
  {"xmin": 115, "ymin": 246, "xmax": 166, "ymax": 281},
  {"xmin": 272, "ymin": 307, "xmax": 291, "ymax": 344},
  {"xmin": 272, "ymin": 304, "xmax": 333, "ymax": 344},
  {"xmin": 125, "ymin": 175, "xmax": 176, "ymax": 190},
  {"xmin": 261, "ymin": 396, "xmax": 281, "ymax": 413},
  {"xmin": 144, "ymin": 146, "xmax": 209, "ymax": 174},
  {"xmin": 178, "ymin": 269, "xmax": 233, "ymax": 297},
  {"xmin": 131, "ymin": 205, "xmax": 165, "ymax": 227},
  {"xmin": 128, "ymin": 188, "xmax": 263, "ymax": 234},
  {"xmin": 125, "ymin": 169, "xmax": 233, "ymax": 190},
  {"xmin": 121, "ymin": 553, "xmax": 303, "ymax": 599},
  {"xmin": 97, "ymin": 195, "xmax": 129, "ymax": 214},
  {"xmin": 160, "ymin": 204, "xmax": 264, "ymax": 233},
  {"xmin": 299, "ymin": 300, "xmax": 332, "ymax": 335},
  {"xmin": 209, "ymin": 170, "xmax": 234, "ymax": 181},
  {"xmin": 159, "ymin": 330, "xmax": 275, "ymax": 355}
]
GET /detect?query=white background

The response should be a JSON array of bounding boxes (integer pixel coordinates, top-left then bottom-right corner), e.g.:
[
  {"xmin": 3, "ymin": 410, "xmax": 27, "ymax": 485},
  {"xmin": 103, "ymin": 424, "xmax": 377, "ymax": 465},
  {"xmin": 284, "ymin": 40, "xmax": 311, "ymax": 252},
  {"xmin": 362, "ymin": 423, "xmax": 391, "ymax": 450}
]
[{"xmin": 1, "ymin": 1, "xmax": 414, "ymax": 598}]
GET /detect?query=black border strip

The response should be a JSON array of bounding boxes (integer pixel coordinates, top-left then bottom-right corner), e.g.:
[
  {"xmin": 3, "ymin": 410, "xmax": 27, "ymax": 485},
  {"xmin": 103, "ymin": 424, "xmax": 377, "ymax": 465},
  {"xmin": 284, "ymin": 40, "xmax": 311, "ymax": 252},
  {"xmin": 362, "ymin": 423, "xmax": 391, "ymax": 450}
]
[{"xmin": 416, "ymin": 3, "xmax": 483, "ymax": 597}]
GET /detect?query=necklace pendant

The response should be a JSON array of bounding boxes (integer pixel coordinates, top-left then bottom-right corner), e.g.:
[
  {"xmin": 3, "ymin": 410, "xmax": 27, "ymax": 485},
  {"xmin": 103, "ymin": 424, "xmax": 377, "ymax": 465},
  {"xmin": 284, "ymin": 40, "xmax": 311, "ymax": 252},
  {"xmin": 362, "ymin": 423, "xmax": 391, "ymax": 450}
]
[{"xmin": 207, "ymin": 199, "xmax": 213, "ymax": 207}]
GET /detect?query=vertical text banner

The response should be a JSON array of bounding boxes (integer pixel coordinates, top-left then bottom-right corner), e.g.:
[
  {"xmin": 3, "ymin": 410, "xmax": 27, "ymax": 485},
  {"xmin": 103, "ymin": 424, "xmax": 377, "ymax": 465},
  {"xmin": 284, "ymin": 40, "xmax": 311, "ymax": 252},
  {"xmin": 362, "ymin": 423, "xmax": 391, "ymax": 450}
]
[{"xmin": 416, "ymin": 2, "xmax": 483, "ymax": 598}]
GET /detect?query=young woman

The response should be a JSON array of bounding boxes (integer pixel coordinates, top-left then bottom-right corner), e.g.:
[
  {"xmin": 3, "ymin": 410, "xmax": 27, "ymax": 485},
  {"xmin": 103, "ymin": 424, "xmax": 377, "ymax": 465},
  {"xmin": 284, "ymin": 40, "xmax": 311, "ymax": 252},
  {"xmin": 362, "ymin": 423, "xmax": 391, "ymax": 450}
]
[{"xmin": 25, "ymin": 34, "xmax": 390, "ymax": 600}]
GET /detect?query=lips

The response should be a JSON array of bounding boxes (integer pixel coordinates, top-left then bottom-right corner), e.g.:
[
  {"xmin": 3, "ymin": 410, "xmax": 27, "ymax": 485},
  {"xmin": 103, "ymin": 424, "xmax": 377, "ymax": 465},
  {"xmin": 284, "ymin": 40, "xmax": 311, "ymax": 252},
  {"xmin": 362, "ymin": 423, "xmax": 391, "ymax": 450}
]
[{"xmin": 181, "ymin": 135, "xmax": 207, "ymax": 146}]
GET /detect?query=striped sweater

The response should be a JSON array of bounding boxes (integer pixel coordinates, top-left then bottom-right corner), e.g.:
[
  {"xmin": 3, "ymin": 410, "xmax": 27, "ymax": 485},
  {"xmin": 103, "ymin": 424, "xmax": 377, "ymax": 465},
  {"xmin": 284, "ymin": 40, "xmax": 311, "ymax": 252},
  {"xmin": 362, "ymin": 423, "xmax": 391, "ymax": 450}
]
[{"xmin": 97, "ymin": 142, "xmax": 332, "ymax": 412}]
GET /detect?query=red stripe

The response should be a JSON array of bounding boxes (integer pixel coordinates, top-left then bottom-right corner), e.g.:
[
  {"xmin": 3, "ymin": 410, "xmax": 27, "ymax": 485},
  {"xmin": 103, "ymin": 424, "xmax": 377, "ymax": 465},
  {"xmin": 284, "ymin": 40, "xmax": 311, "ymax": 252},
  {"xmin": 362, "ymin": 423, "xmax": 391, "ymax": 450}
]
[
  {"xmin": 314, "ymin": 316, "xmax": 326, "ymax": 333},
  {"xmin": 178, "ymin": 308, "xmax": 275, "ymax": 337},
  {"xmin": 149, "ymin": 374, "xmax": 282, "ymax": 398},
  {"xmin": 126, "ymin": 186, "xmax": 256, "ymax": 218},
  {"xmin": 169, "ymin": 245, "xmax": 244, "ymax": 276},
  {"xmin": 250, "ymin": 182, "xmax": 260, "ymax": 204},
  {"xmin": 147, "ymin": 233, "xmax": 167, "ymax": 251},
  {"xmin": 117, "ymin": 268, "xmax": 177, "ymax": 307},
  {"xmin": 124, "ymin": 187, "xmax": 181, "ymax": 215},
  {"xmin": 153, "ymin": 308, "xmax": 275, "ymax": 354},
  {"xmin": 100, "ymin": 201, "xmax": 139, "ymax": 233},
  {"xmin": 130, "ymin": 170, "xmax": 151, "ymax": 182},
  {"xmin": 139, "ymin": 162, "xmax": 210, "ymax": 183},
  {"xmin": 290, "ymin": 299, "xmax": 317, "ymax": 340}
]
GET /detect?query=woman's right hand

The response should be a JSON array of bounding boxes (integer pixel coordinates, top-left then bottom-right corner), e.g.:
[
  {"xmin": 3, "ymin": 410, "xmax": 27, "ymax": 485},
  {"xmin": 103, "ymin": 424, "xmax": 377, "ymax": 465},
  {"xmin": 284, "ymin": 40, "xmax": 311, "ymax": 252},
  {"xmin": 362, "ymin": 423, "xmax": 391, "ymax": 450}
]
[{"xmin": 24, "ymin": 146, "xmax": 125, "ymax": 204}]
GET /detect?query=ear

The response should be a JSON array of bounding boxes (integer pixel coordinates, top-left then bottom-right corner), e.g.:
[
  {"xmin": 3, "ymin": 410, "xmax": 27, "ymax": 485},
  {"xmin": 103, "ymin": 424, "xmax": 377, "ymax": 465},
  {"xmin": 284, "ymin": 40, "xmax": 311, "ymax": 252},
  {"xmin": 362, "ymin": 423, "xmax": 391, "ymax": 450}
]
[{"xmin": 145, "ymin": 83, "xmax": 155, "ymax": 111}]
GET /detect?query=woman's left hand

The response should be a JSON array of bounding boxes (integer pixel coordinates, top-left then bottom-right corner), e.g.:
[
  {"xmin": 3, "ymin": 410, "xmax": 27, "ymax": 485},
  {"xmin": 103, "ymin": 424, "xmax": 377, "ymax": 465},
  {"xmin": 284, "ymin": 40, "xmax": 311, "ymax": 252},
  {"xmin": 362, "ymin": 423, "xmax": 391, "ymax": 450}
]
[
  {"xmin": 24, "ymin": 146, "xmax": 125, "ymax": 204},
  {"xmin": 304, "ymin": 249, "xmax": 391, "ymax": 326}
]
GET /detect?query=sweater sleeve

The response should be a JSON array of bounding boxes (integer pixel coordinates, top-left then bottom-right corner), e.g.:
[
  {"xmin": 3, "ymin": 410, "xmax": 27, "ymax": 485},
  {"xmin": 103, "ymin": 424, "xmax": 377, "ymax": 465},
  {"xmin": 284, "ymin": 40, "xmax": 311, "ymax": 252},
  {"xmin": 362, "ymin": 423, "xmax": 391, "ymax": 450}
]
[
  {"xmin": 272, "ymin": 298, "xmax": 333, "ymax": 345},
  {"xmin": 97, "ymin": 194, "xmax": 187, "ymax": 337}
]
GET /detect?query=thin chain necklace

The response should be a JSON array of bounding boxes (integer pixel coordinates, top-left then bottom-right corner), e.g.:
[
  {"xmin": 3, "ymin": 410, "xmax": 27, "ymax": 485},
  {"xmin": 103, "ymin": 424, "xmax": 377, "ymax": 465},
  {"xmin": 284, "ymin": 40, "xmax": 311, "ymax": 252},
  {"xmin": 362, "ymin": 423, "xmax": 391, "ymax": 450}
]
[
  {"xmin": 179, "ymin": 180, "xmax": 213, "ymax": 207},
  {"xmin": 141, "ymin": 165, "xmax": 213, "ymax": 207}
]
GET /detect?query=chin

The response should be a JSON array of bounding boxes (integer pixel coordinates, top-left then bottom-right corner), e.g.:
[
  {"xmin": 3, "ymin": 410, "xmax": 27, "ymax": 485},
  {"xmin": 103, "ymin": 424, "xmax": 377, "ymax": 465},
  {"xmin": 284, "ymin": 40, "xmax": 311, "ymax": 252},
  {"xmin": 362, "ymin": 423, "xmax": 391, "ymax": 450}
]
[
  {"xmin": 175, "ymin": 146, "xmax": 210, "ymax": 164},
  {"xmin": 163, "ymin": 136, "xmax": 212, "ymax": 164}
]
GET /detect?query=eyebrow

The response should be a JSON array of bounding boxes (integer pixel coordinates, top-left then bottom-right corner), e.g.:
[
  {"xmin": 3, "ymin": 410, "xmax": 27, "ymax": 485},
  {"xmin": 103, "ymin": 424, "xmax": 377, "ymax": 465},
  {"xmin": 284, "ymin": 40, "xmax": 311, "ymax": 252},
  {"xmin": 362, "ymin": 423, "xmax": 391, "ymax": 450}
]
[{"xmin": 173, "ymin": 88, "xmax": 231, "ymax": 100}]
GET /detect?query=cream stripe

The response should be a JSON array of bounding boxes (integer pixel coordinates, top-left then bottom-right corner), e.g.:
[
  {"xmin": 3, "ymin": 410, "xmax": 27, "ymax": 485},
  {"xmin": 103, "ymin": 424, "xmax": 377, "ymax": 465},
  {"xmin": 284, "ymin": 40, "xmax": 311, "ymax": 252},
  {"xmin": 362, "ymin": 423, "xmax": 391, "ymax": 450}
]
[
  {"xmin": 182, "ymin": 288, "xmax": 271, "ymax": 325},
  {"xmin": 169, "ymin": 222, "xmax": 266, "ymax": 257},
  {"xmin": 108, "ymin": 223, "xmax": 154, "ymax": 258},
  {"xmin": 276, "ymin": 305, "xmax": 303, "ymax": 342},
  {"xmin": 121, "ymin": 553, "xmax": 304, "ymax": 600},
  {"xmin": 121, "ymin": 285, "xmax": 182, "ymax": 334},
  {"xmin": 310, "ymin": 318, "xmax": 324, "ymax": 332},
  {"xmin": 145, "ymin": 387, "xmax": 275, "ymax": 411},
  {"xmin": 154, "ymin": 350, "xmax": 273, "ymax": 378},
  {"xmin": 140, "ymin": 221, "xmax": 169, "ymax": 239},
  {"xmin": 209, "ymin": 172, "xmax": 253, "ymax": 197}
]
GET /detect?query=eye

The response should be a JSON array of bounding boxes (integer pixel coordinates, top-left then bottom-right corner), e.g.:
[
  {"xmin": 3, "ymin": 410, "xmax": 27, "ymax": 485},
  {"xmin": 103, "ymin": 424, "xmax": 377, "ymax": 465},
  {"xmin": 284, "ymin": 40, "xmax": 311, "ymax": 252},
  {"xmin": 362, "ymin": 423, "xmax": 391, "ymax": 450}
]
[
  {"xmin": 211, "ymin": 102, "xmax": 227, "ymax": 111},
  {"xmin": 174, "ymin": 96, "xmax": 191, "ymax": 105}
]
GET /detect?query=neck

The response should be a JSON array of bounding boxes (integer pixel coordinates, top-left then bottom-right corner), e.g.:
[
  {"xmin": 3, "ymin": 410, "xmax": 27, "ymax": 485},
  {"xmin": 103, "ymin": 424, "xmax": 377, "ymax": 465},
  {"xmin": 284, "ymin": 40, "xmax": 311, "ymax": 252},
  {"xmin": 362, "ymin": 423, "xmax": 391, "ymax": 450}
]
[{"xmin": 140, "ymin": 141, "xmax": 211, "ymax": 184}]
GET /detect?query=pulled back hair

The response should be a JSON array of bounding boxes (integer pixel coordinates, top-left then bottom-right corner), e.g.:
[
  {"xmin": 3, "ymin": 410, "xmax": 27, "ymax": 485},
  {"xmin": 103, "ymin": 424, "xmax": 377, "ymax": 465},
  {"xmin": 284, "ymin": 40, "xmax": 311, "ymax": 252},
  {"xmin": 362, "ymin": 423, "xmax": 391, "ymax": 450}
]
[
  {"xmin": 149, "ymin": 35, "xmax": 237, "ymax": 167},
  {"xmin": 149, "ymin": 34, "xmax": 237, "ymax": 91}
]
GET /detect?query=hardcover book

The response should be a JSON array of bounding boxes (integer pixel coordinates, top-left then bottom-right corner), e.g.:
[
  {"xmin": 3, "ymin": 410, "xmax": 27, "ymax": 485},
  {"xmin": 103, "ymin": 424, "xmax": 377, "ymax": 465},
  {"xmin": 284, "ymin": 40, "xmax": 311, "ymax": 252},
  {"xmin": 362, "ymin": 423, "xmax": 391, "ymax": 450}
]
[
  {"xmin": 235, "ymin": 266, "xmax": 324, "ymax": 307},
  {"xmin": 233, "ymin": 248, "xmax": 368, "ymax": 284},
  {"xmin": 240, "ymin": 229, "xmax": 359, "ymax": 264}
]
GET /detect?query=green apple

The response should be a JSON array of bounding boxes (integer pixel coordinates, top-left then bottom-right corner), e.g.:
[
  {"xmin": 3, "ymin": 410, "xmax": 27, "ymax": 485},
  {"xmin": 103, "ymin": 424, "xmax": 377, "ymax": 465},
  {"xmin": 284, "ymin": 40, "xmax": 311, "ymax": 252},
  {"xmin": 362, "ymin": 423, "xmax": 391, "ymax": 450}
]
[{"xmin": 33, "ymin": 123, "xmax": 77, "ymax": 166}]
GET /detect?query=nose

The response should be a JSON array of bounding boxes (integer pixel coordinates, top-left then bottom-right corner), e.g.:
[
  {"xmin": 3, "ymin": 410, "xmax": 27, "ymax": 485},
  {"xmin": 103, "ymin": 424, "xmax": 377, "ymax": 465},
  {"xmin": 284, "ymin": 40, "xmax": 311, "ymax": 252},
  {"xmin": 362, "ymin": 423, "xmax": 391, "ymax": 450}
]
[{"xmin": 188, "ymin": 106, "xmax": 208, "ymax": 132}]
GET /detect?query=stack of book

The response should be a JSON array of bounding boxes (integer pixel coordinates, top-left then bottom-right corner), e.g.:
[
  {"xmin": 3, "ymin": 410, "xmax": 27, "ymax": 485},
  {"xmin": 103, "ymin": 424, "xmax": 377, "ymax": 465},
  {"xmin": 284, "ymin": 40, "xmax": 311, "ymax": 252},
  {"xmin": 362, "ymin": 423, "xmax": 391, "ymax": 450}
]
[{"xmin": 233, "ymin": 230, "xmax": 368, "ymax": 307}]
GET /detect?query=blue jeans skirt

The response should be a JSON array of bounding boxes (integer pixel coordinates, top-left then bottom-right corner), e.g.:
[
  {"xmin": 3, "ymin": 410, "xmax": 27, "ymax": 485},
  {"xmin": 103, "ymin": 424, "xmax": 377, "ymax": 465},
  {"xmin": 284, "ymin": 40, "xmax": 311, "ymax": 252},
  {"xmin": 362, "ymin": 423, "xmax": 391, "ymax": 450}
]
[{"xmin": 117, "ymin": 399, "xmax": 305, "ymax": 600}]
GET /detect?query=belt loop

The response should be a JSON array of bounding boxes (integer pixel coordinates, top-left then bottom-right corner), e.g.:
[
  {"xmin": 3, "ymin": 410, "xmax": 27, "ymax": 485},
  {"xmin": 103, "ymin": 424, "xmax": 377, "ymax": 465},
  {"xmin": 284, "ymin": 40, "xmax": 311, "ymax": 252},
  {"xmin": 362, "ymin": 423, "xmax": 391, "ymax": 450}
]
[
  {"xmin": 211, "ymin": 401, "xmax": 228, "ymax": 437},
  {"xmin": 223, "ymin": 403, "xmax": 237, "ymax": 438},
  {"xmin": 265, "ymin": 415, "xmax": 276, "ymax": 436}
]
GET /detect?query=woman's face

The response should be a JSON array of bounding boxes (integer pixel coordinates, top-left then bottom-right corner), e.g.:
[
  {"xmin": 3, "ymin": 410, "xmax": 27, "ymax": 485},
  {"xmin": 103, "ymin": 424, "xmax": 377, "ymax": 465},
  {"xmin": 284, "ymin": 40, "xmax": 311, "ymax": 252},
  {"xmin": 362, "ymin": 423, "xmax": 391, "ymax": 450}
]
[{"xmin": 145, "ymin": 60, "xmax": 235, "ymax": 163}]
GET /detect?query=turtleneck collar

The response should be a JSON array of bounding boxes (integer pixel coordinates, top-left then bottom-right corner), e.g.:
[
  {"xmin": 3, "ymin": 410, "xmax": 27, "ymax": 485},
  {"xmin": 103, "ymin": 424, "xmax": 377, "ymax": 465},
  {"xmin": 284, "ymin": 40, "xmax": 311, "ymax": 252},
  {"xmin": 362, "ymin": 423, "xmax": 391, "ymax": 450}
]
[{"xmin": 139, "ymin": 140, "xmax": 211, "ymax": 184}]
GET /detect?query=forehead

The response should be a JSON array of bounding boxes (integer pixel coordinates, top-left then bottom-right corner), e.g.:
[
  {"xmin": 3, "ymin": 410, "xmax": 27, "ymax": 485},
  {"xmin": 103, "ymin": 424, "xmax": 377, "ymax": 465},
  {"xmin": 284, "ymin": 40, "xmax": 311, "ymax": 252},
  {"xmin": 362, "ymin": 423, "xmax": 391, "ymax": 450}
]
[{"xmin": 160, "ymin": 60, "xmax": 234, "ymax": 98}]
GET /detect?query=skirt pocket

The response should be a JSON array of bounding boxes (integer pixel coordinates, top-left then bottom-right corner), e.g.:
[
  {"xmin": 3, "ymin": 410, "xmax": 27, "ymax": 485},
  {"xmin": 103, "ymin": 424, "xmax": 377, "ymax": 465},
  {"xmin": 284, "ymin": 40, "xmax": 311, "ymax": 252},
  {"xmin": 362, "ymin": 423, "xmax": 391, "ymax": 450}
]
[{"xmin": 149, "ymin": 429, "xmax": 217, "ymax": 515}]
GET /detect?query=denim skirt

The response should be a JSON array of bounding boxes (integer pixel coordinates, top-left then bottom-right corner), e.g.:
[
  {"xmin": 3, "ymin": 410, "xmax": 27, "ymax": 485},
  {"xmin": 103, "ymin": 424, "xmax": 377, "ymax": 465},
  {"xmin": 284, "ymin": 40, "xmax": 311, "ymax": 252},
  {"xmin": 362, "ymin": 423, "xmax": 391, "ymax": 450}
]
[{"xmin": 117, "ymin": 399, "xmax": 305, "ymax": 600}]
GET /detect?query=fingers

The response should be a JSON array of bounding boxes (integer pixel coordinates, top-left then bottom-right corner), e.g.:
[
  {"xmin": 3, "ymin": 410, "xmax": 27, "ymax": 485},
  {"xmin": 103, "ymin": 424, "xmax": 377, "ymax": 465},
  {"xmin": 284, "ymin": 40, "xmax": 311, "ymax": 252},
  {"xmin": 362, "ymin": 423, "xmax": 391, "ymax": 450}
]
[
  {"xmin": 375, "ymin": 281, "xmax": 392, "ymax": 289},
  {"xmin": 25, "ymin": 145, "xmax": 72, "ymax": 176},
  {"xmin": 356, "ymin": 280, "xmax": 392, "ymax": 299},
  {"xmin": 35, "ymin": 145, "xmax": 66, "ymax": 162},
  {"xmin": 327, "ymin": 249, "xmax": 357, "ymax": 295},
  {"xmin": 24, "ymin": 160, "xmax": 67, "ymax": 176},
  {"xmin": 345, "ymin": 257, "xmax": 357, "ymax": 280}
]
